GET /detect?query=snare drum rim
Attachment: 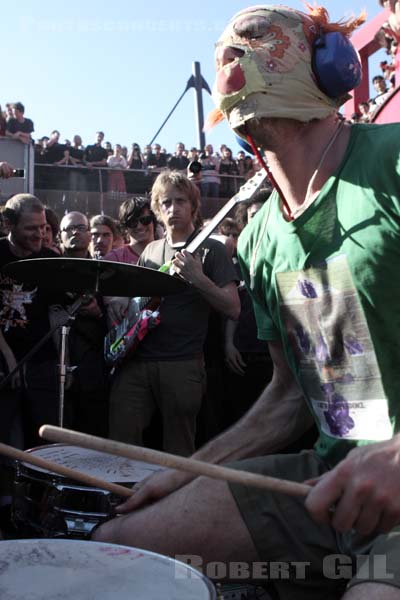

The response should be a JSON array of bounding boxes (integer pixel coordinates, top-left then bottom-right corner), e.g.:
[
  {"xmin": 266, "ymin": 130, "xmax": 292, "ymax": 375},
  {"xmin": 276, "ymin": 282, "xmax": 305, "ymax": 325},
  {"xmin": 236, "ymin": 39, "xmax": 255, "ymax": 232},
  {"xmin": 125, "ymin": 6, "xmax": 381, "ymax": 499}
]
[
  {"xmin": 19, "ymin": 443, "xmax": 163, "ymax": 485},
  {"xmin": 0, "ymin": 539, "xmax": 217, "ymax": 599}
]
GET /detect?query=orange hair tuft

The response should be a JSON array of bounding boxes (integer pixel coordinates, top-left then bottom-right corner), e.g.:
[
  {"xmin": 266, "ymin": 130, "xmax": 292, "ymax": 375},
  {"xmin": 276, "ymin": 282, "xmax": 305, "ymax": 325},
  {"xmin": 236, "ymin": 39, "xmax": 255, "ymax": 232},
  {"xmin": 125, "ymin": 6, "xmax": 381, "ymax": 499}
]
[
  {"xmin": 304, "ymin": 3, "xmax": 367, "ymax": 37},
  {"xmin": 204, "ymin": 108, "xmax": 225, "ymax": 131}
]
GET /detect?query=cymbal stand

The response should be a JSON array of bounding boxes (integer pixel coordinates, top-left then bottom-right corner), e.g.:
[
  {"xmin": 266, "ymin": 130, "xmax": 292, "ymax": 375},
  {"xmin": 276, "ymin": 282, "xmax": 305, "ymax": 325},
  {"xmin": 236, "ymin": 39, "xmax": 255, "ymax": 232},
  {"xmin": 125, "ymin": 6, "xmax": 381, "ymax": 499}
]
[
  {"xmin": 0, "ymin": 297, "xmax": 85, "ymax": 431},
  {"xmin": 58, "ymin": 325, "xmax": 72, "ymax": 428}
]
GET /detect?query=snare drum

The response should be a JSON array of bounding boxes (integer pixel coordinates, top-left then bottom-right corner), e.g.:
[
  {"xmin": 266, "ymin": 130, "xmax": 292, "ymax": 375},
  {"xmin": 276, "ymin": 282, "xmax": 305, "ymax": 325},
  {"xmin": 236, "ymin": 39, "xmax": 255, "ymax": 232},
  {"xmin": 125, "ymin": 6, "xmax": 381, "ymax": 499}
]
[
  {"xmin": 12, "ymin": 444, "xmax": 163, "ymax": 539},
  {"xmin": 0, "ymin": 539, "xmax": 216, "ymax": 599}
]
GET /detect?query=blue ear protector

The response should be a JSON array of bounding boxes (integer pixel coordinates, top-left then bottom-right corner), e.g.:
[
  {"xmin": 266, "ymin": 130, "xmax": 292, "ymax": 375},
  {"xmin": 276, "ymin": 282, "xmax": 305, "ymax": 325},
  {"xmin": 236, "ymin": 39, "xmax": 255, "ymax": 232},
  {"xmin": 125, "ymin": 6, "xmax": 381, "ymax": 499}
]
[
  {"xmin": 312, "ymin": 31, "xmax": 362, "ymax": 98},
  {"xmin": 235, "ymin": 136, "xmax": 255, "ymax": 155}
]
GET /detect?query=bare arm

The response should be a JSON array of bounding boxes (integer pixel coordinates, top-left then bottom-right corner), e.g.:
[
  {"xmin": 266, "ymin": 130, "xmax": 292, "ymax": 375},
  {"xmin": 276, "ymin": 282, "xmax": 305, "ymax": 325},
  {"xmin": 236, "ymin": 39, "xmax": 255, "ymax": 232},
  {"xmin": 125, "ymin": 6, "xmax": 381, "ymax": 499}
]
[
  {"xmin": 224, "ymin": 318, "xmax": 246, "ymax": 375},
  {"xmin": 171, "ymin": 250, "xmax": 240, "ymax": 320},
  {"xmin": 88, "ymin": 158, "xmax": 107, "ymax": 167},
  {"xmin": 92, "ymin": 341, "xmax": 312, "ymax": 544},
  {"xmin": 5, "ymin": 130, "xmax": 31, "ymax": 144},
  {"xmin": 111, "ymin": 340, "xmax": 313, "ymax": 514},
  {"xmin": 191, "ymin": 339, "xmax": 313, "ymax": 462}
]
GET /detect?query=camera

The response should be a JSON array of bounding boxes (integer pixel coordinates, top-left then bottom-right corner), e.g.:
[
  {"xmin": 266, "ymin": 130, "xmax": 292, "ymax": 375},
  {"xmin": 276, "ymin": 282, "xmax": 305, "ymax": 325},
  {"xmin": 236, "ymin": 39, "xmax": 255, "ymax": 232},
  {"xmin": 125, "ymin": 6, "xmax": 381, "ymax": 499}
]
[
  {"xmin": 188, "ymin": 160, "xmax": 202, "ymax": 174},
  {"xmin": 12, "ymin": 169, "xmax": 25, "ymax": 178}
]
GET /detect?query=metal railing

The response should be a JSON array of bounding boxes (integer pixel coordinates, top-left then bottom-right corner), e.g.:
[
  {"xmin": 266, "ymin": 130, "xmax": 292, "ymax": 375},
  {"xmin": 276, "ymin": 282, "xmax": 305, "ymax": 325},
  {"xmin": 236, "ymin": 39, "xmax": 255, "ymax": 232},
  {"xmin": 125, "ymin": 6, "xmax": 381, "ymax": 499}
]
[{"xmin": 33, "ymin": 163, "xmax": 248, "ymax": 219}]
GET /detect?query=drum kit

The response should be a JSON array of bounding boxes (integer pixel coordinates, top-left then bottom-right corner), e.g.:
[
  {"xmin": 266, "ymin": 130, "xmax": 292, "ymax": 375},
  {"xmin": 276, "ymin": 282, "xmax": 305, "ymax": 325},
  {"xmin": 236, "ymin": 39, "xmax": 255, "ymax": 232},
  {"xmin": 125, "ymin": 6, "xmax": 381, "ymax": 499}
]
[
  {"xmin": 1, "ymin": 440, "xmax": 275, "ymax": 600},
  {"xmin": 0, "ymin": 442, "xmax": 218, "ymax": 599},
  {"xmin": 0, "ymin": 259, "xmax": 218, "ymax": 598},
  {"xmin": 0, "ymin": 422, "xmax": 295, "ymax": 599}
]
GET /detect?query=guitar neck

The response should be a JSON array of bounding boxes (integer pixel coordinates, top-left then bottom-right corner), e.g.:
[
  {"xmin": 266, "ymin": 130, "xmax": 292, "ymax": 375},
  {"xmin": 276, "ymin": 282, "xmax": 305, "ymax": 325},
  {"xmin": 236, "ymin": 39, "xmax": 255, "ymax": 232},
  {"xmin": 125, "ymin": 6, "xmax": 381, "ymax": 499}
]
[{"xmin": 185, "ymin": 170, "xmax": 268, "ymax": 255}]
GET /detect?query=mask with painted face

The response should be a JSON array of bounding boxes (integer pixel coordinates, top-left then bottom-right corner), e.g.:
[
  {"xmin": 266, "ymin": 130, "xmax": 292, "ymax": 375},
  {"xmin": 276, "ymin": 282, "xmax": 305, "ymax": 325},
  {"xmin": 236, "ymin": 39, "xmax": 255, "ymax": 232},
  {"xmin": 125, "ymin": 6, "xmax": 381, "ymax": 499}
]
[{"xmin": 212, "ymin": 5, "xmax": 364, "ymax": 132}]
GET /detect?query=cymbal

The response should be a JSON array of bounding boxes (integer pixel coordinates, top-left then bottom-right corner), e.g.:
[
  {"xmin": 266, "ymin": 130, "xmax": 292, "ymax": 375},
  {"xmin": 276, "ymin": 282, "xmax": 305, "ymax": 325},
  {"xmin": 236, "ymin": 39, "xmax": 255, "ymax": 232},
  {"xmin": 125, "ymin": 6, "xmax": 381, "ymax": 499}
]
[{"xmin": 4, "ymin": 258, "xmax": 188, "ymax": 297}]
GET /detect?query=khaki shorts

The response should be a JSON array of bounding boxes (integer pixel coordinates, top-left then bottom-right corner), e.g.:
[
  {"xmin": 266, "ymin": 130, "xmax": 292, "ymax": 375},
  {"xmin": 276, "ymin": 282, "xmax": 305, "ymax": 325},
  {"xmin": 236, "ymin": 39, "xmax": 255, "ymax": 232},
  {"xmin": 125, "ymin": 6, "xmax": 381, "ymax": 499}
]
[{"xmin": 228, "ymin": 451, "xmax": 400, "ymax": 600}]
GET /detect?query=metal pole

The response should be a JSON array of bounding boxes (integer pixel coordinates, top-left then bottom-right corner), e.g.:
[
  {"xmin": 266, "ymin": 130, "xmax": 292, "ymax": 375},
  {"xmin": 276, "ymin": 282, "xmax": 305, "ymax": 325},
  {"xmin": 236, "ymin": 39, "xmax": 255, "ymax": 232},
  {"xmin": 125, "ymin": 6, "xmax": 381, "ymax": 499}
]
[
  {"xmin": 98, "ymin": 168, "xmax": 104, "ymax": 215},
  {"xmin": 58, "ymin": 325, "xmax": 70, "ymax": 428},
  {"xmin": 193, "ymin": 62, "xmax": 206, "ymax": 150},
  {"xmin": 149, "ymin": 87, "xmax": 190, "ymax": 146}
]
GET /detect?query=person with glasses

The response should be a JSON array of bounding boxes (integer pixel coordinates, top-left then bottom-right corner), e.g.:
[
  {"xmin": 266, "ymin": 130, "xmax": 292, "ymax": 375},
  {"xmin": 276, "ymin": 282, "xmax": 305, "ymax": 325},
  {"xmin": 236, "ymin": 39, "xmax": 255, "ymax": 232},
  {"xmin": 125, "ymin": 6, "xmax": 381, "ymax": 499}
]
[
  {"xmin": 104, "ymin": 197, "xmax": 156, "ymax": 264},
  {"xmin": 60, "ymin": 212, "xmax": 91, "ymax": 259},
  {"xmin": 58, "ymin": 211, "xmax": 109, "ymax": 437}
]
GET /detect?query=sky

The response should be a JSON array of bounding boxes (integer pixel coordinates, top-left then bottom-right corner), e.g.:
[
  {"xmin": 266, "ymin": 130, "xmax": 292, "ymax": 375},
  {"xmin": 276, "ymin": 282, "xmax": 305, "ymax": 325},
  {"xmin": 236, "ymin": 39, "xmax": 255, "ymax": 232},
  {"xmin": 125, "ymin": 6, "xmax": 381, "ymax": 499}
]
[{"xmin": 3, "ymin": 1, "xmax": 387, "ymax": 155}]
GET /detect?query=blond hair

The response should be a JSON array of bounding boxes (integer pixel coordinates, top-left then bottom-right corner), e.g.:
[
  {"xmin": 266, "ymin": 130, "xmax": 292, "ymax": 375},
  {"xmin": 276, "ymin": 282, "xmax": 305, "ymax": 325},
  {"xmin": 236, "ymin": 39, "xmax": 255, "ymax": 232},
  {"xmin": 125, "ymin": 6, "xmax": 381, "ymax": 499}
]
[{"xmin": 151, "ymin": 170, "xmax": 201, "ymax": 222}]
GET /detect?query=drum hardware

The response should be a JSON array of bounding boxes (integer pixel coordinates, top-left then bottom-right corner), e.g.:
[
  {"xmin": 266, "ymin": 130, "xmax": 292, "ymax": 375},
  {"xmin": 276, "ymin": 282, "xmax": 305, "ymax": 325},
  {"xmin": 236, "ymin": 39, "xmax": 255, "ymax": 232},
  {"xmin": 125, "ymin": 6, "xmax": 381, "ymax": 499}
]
[
  {"xmin": 3, "ymin": 257, "xmax": 189, "ymax": 297},
  {"xmin": 3, "ymin": 443, "xmax": 163, "ymax": 539},
  {"xmin": 0, "ymin": 295, "xmax": 86, "ymax": 427}
]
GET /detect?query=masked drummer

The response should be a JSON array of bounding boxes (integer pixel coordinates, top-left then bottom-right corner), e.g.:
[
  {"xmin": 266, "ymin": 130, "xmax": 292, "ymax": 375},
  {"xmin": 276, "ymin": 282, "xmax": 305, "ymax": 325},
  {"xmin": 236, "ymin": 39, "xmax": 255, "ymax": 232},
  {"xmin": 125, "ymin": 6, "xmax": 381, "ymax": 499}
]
[{"xmin": 94, "ymin": 5, "xmax": 400, "ymax": 598}]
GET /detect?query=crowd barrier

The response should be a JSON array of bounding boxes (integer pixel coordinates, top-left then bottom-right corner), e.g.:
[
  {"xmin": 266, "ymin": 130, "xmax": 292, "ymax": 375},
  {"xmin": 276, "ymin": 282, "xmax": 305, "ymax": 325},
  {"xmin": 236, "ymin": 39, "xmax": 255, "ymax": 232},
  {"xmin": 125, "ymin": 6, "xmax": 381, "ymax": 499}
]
[{"xmin": 33, "ymin": 163, "xmax": 245, "ymax": 219}]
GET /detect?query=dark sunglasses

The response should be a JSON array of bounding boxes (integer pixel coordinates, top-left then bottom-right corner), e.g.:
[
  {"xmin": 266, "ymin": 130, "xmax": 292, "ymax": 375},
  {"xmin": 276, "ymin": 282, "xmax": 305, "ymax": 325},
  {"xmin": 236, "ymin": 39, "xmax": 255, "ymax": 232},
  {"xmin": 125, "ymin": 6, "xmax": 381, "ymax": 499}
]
[{"xmin": 126, "ymin": 215, "xmax": 153, "ymax": 229}]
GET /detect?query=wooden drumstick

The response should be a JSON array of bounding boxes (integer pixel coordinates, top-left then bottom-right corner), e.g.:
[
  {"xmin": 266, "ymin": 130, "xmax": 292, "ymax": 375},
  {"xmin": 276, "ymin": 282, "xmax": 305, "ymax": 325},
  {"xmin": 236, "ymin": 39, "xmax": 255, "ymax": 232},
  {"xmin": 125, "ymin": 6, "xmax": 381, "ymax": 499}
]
[
  {"xmin": 39, "ymin": 425, "xmax": 312, "ymax": 498},
  {"xmin": 0, "ymin": 442, "xmax": 133, "ymax": 498}
]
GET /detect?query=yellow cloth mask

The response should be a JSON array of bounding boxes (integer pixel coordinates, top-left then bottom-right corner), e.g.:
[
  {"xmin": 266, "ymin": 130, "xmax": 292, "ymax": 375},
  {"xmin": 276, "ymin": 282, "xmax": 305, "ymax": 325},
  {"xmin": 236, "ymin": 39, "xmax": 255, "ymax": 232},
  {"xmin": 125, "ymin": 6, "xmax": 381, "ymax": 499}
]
[{"xmin": 213, "ymin": 5, "xmax": 343, "ymax": 129}]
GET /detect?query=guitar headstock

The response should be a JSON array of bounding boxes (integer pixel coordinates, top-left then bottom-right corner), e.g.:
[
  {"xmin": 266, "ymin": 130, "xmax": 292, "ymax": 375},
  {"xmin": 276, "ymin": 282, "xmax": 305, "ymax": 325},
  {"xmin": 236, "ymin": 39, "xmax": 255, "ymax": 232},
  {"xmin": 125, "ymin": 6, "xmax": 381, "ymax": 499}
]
[
  {"xmin": 233, "ymin": 170, "xmax": 269, "ymax": 204},
  {"xmin": 184, "ymin": 169, "xmax": 270, "ymax": 256}
]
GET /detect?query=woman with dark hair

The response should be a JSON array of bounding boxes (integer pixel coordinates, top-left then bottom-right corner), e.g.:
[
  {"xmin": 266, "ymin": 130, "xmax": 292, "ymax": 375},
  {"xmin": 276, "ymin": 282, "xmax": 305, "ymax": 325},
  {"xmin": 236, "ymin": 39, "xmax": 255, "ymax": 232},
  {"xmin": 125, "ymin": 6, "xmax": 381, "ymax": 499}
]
[
  {"xmin": 218, "ymin": 147, "xmax": 239, "ymax": 197},
  {"xmin": 127, "ymin": 143, "xmax": 144, "ymax": 171},
  {"xmin": 127, "ymin": 143, "xmax": 145, "ymax": 193},
  {"xmin": 103, "ymin": 196, "xmax": 156, "ymax": 265}
]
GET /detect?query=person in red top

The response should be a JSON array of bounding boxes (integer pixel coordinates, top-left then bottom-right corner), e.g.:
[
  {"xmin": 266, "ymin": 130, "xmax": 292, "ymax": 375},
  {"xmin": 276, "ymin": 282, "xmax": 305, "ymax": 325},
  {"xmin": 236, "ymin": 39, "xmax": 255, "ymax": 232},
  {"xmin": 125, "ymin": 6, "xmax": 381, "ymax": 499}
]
[
  {"xmin": 104, "ymin": 197, "xmax": 157, "ymax": 266},
  {"xmin": 103, "ymin": 197, "xmax": 157, "ymax": 324}
]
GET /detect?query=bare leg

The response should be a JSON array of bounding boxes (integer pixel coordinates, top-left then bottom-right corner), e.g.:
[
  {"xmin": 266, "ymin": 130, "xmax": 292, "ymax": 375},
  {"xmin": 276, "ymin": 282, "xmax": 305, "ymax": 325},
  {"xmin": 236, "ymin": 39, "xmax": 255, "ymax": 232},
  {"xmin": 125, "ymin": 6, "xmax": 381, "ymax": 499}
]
[
  {"xmin": 93, "ymin": 476, "xmax": 259, "ymax": 565},
  {"xmin": 343, "ymin": 584, "xmax": 400, "ymax": 599}
]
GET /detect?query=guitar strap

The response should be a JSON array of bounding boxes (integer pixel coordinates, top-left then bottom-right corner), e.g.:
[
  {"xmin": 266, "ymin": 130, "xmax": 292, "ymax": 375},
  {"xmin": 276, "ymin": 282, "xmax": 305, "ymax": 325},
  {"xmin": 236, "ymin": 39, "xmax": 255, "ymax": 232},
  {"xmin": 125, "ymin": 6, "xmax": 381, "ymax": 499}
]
[{"xmin": 162, "ymin": 228, "xmax": 202, "ymax": 266}]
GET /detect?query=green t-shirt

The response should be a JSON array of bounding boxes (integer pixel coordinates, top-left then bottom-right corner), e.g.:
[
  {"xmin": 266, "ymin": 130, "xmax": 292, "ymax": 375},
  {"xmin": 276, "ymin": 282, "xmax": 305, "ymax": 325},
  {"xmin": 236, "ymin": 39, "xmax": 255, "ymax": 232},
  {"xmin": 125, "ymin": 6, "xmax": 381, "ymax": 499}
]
[{"xmin": 238, "ymin": 123, "xmax": 400, "ymax": 466}]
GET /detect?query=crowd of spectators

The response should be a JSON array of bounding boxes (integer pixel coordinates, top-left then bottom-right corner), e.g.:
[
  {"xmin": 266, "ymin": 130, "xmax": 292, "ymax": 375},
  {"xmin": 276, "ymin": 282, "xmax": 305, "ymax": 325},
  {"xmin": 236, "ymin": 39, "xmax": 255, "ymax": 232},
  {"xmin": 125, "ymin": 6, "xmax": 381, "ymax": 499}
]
[
  {"xmin": 350, "ymin": 71, "xmax": 396, "ymax": 123},
  {"xmin": 349, "ymin": 1, "xmax": 400, "ymax": 123},
  {"xmin": 0, "ymin": 102, "xmax": 260, "ymax": 200},
  {"xmin": 0, "ymin": 173, "xmax": 283, "ymax": 466}
]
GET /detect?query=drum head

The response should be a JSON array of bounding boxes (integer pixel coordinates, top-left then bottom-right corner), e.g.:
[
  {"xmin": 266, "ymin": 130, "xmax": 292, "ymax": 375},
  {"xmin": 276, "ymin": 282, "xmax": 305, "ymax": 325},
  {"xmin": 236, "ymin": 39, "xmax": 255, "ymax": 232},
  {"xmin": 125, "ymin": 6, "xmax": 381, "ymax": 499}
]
[
  {"xmin": 23, "ymin": 444, "xmax": 163, "ymax": 483},
  {"xmin": 0, "ymin": 539, "xmax": 216, "ymax": 599}
]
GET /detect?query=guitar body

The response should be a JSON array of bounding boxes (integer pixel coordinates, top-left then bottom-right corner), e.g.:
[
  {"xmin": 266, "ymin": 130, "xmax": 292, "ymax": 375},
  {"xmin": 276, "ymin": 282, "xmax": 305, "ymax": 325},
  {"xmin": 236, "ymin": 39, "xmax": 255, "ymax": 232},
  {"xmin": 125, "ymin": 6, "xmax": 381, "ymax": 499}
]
[{"xmin": 104, "ymin": 296, "xmax": 161, "ymax": 368}]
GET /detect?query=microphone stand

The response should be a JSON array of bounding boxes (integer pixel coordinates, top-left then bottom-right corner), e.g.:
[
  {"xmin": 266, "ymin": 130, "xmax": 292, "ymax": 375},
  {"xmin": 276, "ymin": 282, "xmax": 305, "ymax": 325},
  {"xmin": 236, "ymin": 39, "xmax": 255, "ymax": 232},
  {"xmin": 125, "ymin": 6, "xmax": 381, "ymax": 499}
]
[{"xmin": 0, "ymin": 296, "xmax": 85, "ymax": 428}]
